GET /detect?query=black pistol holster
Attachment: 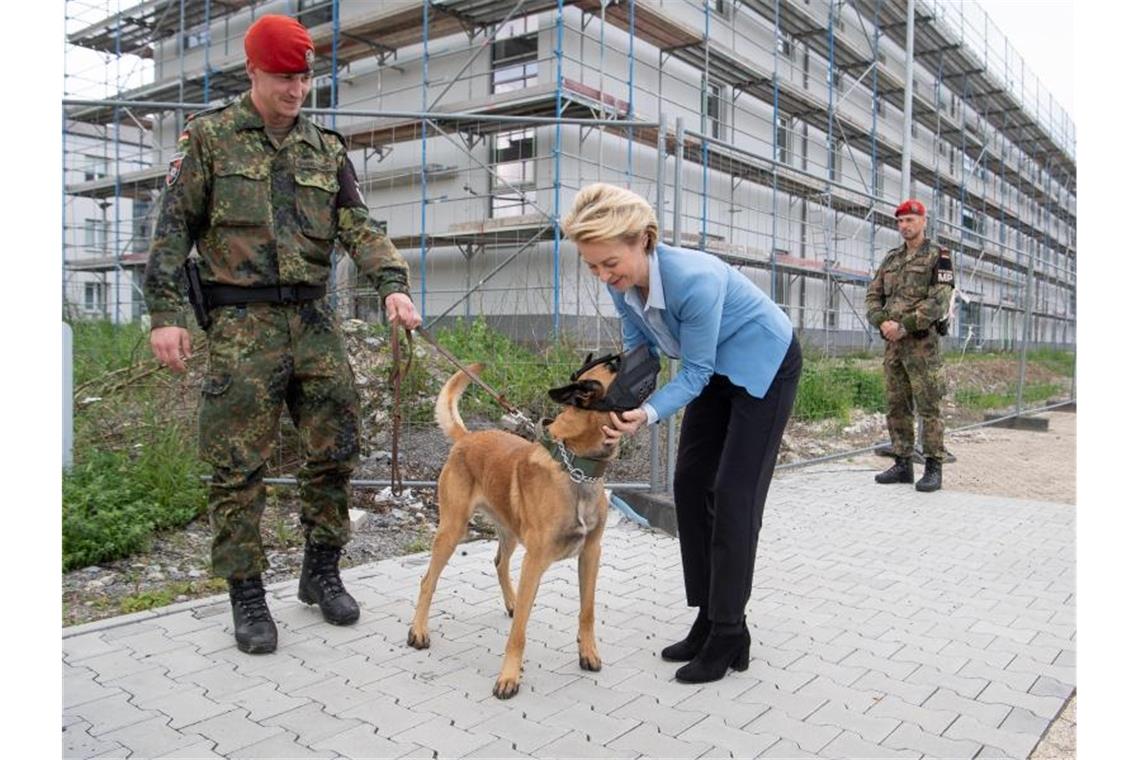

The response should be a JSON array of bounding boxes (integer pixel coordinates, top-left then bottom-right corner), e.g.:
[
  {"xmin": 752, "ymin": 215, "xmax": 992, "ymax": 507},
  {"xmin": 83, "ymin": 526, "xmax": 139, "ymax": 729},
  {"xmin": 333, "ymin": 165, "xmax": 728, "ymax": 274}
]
[{"xmin": 183, "ymin": 258, "xmax": 212, "ymax": 331}]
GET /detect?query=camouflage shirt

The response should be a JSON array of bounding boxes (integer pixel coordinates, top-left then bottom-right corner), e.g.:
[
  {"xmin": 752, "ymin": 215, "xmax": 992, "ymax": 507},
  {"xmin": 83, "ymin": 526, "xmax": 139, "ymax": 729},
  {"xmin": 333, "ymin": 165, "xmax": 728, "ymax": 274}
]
[
  {"xmin": 864, "ymin": 237, "xmax": 955, "ymax": 334},
  {"xmin": 143, "ymin": 92, "xmax": 410, "ymax": 328}
]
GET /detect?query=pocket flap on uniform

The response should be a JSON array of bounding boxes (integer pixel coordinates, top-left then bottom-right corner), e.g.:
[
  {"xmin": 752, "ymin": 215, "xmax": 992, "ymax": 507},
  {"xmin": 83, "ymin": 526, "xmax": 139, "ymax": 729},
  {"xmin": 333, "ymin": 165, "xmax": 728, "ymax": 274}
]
[
  {"xmin": 295, "ymin": 170, "xmax": 338, "ymax": 193},
  {"xmin": 215, "ymin": 158, "xmax": 270, "ymax": 181}
]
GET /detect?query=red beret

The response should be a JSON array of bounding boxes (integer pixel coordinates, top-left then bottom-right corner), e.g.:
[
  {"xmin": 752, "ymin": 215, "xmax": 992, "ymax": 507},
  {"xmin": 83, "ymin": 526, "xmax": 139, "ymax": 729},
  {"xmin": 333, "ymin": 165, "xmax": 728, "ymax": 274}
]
[
  {"xmin": 895, "ymin": 199, "xmax": 926, "ymax": 218},
  {"xmin": 244, "ymin": 15, "xmax": 314, "ymax": 74}
]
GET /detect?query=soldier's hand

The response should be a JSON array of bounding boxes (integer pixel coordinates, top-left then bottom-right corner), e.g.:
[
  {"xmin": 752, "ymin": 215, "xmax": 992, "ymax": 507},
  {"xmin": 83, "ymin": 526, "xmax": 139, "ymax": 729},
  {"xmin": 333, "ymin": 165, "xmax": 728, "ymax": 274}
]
[
  {"xmin": 385, "ymin": 292, "xmax": 422, "ymax": 329},
  {"xmin": 150, "ymin": 326, "xmax": 193, "ymax": 373},
  {"xmin": 881, "ymin": 320, "xmax": 904, "ymax": 342}
]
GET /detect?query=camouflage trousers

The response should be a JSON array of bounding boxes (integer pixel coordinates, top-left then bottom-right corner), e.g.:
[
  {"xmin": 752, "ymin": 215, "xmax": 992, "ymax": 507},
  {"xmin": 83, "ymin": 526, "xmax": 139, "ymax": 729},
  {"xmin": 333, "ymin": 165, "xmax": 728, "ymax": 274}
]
[
  {"xmin": 883, "ymin": 332, "xmax": 946, "ymax": 462},
  {"xmin": 198, "ymin": 298, "xmax": 361, "ymax": 580}
]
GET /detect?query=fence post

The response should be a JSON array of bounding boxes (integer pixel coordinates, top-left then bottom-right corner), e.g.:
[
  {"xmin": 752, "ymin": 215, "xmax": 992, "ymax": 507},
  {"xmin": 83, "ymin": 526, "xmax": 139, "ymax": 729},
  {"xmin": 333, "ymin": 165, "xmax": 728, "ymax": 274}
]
[
  {"xmin": 63, "ymin": 322, "xmax": 74, "ymax": 472},
  {"xmin": 1015, "ymin": 249, "xmax": 1036, "ymax": 415}
]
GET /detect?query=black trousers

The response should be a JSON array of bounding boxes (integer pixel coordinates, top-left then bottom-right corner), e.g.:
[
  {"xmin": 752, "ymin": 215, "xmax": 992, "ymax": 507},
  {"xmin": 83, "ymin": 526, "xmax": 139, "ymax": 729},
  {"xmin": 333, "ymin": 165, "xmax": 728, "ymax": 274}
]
[{"xmin": 673, "ymin": 334, "xmax": 802, "ymax": 624}]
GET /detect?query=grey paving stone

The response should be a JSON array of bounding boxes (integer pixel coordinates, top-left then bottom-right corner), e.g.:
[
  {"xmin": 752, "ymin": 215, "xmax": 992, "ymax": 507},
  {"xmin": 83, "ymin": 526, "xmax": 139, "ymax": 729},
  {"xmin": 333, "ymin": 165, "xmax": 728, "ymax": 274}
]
[
  {"xmin": 338, "ymin": 694, "xmax": 434, "ymax": 737},
  {"xmin": 63, "ymin": 632, "xmax": 126, "ymax": 664},
  {"xmin": 606, "ymin": 722, "xmax": 713, "ymax": 757},
  {"xmin": 113, "ymin": 628, "xmax": 187, "ymax": 658},
  {"xmin": 135, "ymin": 644, "xmax": 219, "ymax": 679},
  {"xmin": 881, "ymin": 720, "xmax": 983, "ymax": 758},
  {"xmin": 309, "ymin": 723, "xmax": 420, "ymax": 759},
  {"xmin": 609, "ymin": 693, "xmax": 706, "ymax": 737},
  {"xmin": 66, "ymin": 690, "xmax": 162, "ymax": 737},
  {"xmin": 227, "ymin": 730, "xmax": 338, "ymax": 758},
  {"xmin": 794, "ymin": 676, "xmax": 884, "ymax": 714},
  {"xmin": 539, "ymin": 703, "xmax": 642, "ymax": 745},
  {"xmin": 818, "ymin": 729, "xmax": 920, "ymax": 758},
  {"xmin": 63, "ymin": 664, "xmax": 126, "ymax": 709},
  {"xmin": 672, "ymin": 688, "xmax": 771, "ymax": 729},
  {"xmin": 849, "ymin": 669, "xmax": 935, "ymax": 707},
  {"xmin": 737, "ymin": 680, "xmax": 829, "ymax": 721},
  {"xmin": 62, "ymin": 719, "xmax": 130, "ymax": 759},
  {"xmin": 905, "ymin": 663, "xmax": 989, "ymax": 700},
  {"xmin": 480, "ymin": 710, "xmax": 573, "ymax": 754},
  {"xmin": 975, "ymin": 744, "xmax": 1018, "ymax": 758},
  {"xmin": 758, "ymin": 738, "xmax": 822, "ymax": 757},
  {"xmin": 999, "ymin": 706, "xmax": 1051, "ymax": 737},
  {"xmin": 531, "ymin": 729, "xmax": 639, "ymax": 758},
  {"xmin": 99, "ymin": 715, "xmax": 207, "ymax": 758},
  {"xmin": 177, "ymin": 661, "xmax": 268, "ymax": 701},
  {"xmin": 1053, "ymin": 648, "xmax": 1076, "ymax": 668},
  {"xmin": 957, "ymin": 658, "xmax": 1038, "ymax": 692},
  {"xmin": 976, "ymin": 681, "xmax": 1066, "ymax": 721},
  {"xmin": 143, "ymin": 686, "xmax": 232, "ymax": 730},
  {"xmin": 68, "ymin": 649, "xmax": 158, "ymax": 683},
  {"xmin": 225, "ymin": 681, "xmax": 311, "ymax": 722},
  {"xmin": 182, "ymin": 708, "xmax": 285, "ymax": 755},
  {"xmin": 676, "ymin": 715, "xmax": 780, "ymax": 757},
  {"xmin": 840, "ymin": 648, "xmax": 920, "ymax": 682},
  {"xmin": 943, "ymin": 714, "xmax": 1040, "ymax": 758},
  {"xmin": 805, "ymin": 699, "xmax": 901, "ymax": 744},
  {"xmin": 262, "ymin": 701, "xmax": 366, "ymax": 745},
  {"xmin": 865, "ymin": 694, "xmax": 958, "ymax": 735},
  {"xmin": 154, "ymin": 739, "xmax": 225, "ymax": 758},
  {"xmin": 743, "ymin": 706, "xmax": 842, "ymax": 753},
  {"xmin": 1029, "ymin": 675, "xmax": 1075, "ymax": 700}
]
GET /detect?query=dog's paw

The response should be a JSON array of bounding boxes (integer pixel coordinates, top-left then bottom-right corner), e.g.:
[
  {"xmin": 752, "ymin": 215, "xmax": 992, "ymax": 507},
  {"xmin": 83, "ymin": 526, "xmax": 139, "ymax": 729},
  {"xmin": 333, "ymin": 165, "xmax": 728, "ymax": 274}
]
[
  {"xmin": 492, "ymin": 674, "xmax": 520, "ymax": 699},
  {"xmin": 406, "ymin": 628, "xmax": 430, "ymax": 649},
  {"xmin": 578, "ymin": 652, "xmax": 602, "ymax": 672}
]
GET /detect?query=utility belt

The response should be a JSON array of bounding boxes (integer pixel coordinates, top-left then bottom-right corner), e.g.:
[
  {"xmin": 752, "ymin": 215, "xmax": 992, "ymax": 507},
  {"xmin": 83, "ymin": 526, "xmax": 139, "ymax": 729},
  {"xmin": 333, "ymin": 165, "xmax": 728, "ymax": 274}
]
[
  {"xmin": 184, "ymin": 258, "xmax": 327, "ymax": 331},
  {"xmin": 204, "ymin": 283, "xmax": 326, "ymax": 309}
]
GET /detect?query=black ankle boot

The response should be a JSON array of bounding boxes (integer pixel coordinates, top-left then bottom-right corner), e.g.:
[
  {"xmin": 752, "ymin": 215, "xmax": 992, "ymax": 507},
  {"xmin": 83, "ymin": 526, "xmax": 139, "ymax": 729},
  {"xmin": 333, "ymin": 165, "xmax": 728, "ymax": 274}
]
[
  {"xmin": 875, "ymin": 456, "xmax": 914, "ymax": 484},
  {"xmin": 228, "ymin": 576, "xmax": 277, "ymax": 654},
  {"xmin": 674, "ymin": 621, "xmax": 751, "ymax": 684},
  {"xmin": 661, "ymin": 608, "xmax": 711, "ymax": 662},
  {"xmin": 915, "ymin": 457, "xmax": 942, "ymax": 492},
  {"xmin": 298, "ymin": 542, "xmax": 360, "ymax": 625}
]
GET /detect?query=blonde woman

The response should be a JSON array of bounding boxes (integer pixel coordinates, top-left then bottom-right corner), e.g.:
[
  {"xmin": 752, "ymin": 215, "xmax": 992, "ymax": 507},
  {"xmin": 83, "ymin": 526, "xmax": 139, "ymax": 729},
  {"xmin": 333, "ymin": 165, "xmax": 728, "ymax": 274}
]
[{"xmin": 562, "ymin": 183, "xmax": 801, "ymax": 684}]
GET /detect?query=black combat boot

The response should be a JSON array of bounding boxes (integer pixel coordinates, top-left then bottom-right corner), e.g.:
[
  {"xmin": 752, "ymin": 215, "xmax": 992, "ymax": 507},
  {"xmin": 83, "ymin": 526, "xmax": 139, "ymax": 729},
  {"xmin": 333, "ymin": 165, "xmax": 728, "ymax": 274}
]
[
  {"xmin": 675, "ymin": 619, "xmax": 751, "ymax": 684},
  {"xmin": 298, "ymin": 542, "xmax": 360, "ymax": 625},
  {"xmin": 661, "ymin": 607, "xmax": 711, "ymax": 662},
  {"xmin": 915, "ymin": 458, "xmax": 942, "ymax": 492},
  {"xmin": 228, "ymin": 576, "xmax": 278, "ymax": 654},
  {"xmin": 875, "ymin": 456, "xmax": 914, "ymax": 484}
]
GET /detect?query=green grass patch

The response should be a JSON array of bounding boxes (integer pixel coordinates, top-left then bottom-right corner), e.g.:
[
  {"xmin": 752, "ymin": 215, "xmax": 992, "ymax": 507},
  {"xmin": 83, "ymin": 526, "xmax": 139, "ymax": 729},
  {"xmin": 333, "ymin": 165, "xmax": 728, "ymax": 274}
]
[
  {"xmin": 954, "ymin": 382, "xmax": 1063, "ymax": 411},
  {"xmin": 63, "ymin": 426, "xmax": 208, "ymax": 571},
  {"xmin": 793, "ymin": 361, "xmax": 886, "ymax": 423},
  {"xmin": 68, "ymin": 319, "xmax": 151, "ymax": 388},
  {"xmin": 391, "ymin": 316, "xmax": 590, "ymax": 423},
  {"xmin": 1027, "ymin": 348, "xmax": 1075, "ymax": 376}
]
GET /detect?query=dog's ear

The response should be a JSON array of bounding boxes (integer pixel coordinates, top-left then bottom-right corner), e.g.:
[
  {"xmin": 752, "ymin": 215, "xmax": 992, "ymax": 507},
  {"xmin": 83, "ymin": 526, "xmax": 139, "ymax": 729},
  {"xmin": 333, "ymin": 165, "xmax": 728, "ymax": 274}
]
[{"xmin": 548, "ymin": 379, "xmax": 604, "ymax": 406}]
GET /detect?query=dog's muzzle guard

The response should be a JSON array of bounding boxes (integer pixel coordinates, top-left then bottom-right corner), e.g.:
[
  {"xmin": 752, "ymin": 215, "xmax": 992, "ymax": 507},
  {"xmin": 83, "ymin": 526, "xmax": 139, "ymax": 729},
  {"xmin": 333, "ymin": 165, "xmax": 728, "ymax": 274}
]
[{"xmin": 565, "ymin": 343, "xmax": 660, "ymax": 412}]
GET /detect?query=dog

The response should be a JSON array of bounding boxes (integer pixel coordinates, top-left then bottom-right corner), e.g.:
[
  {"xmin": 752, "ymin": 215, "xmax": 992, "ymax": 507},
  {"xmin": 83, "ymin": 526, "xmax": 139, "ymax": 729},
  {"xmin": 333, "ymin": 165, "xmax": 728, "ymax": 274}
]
[{"xmin": 407, "ymin": 352, "xmax": 646, "ymax": 699}]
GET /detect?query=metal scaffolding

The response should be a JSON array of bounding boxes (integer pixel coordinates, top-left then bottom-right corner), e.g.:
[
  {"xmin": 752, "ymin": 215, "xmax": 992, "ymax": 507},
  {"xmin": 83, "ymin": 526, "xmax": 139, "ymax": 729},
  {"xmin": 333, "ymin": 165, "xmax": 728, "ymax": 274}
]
[{"xmin": 62, "ymin": 0, "xmax": 1075, "ymax": 351}]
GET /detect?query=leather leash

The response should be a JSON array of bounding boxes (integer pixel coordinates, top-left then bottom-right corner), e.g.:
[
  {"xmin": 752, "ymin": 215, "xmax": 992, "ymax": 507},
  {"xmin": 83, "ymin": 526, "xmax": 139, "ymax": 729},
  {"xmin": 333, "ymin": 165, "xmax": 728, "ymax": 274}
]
[
  {"xmin": 388, "ymin": 324, "xmax": 414, "ymax": 494},
  {"xmin": 412, "ymin": 327, "xmax": 533, "ymax": 430}
]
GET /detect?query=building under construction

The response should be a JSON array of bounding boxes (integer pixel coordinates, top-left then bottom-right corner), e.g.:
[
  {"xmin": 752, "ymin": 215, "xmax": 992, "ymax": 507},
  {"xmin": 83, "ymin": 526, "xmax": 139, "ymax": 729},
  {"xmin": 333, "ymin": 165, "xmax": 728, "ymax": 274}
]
[{"xmin": 63, "ymin": 0, "xmax": 1076, "ymax": 351}]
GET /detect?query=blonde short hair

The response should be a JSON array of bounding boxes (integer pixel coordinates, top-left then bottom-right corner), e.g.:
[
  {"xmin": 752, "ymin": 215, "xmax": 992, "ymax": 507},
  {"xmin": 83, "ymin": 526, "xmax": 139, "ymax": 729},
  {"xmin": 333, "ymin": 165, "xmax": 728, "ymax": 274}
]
[{"xmin": 561, "ymin": 182, "xmax": 658, "ymax": 254}]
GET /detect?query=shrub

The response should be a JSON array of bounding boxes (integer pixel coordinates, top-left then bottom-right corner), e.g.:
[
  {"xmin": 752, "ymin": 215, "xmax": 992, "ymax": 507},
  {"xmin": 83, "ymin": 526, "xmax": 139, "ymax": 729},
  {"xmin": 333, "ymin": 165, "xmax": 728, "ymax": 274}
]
[{"xmin": 62, "ymin": 426, "xmax": 207, "ymax": 571}]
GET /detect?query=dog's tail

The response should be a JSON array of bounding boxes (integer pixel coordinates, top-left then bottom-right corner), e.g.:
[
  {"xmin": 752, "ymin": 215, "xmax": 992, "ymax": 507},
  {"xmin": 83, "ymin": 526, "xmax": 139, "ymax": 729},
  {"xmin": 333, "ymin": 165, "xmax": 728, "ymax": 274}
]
[{"xmin": 435, "ymin": 363, "xmax": 484, "ymax": 442}]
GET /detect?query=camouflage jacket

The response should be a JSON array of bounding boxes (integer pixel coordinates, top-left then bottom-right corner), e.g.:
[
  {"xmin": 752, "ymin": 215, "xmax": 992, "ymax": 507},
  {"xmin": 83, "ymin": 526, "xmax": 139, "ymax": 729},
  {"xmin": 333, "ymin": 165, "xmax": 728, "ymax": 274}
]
[
  {"xmin": 864, "ymin": 237, "xmax": 954, "ymax": 335},
  {"xmin": 143, "ymin": 92, "xmax": 410, "ymax": 329}
]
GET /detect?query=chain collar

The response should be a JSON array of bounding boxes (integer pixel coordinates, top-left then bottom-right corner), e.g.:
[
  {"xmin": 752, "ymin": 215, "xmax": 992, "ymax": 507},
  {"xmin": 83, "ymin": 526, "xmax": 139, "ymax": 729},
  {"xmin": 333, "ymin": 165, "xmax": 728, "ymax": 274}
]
[{"xmin": 539, "ymin": 432, "xmax": 609, "ymax": 484}]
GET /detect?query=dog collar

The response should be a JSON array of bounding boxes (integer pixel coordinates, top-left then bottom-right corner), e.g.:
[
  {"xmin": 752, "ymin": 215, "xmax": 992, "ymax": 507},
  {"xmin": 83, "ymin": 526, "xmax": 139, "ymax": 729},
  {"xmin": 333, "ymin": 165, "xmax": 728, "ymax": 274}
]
[{"xmin": 539, "ymin": 433, "xmax": 608, "ymax": 483}]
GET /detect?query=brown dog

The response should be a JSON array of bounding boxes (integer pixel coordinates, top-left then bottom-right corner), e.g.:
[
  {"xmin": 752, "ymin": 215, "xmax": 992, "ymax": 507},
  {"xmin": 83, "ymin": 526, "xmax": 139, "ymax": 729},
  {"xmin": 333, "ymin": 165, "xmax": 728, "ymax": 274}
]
[{"xmin": 407, "ymin": 360, "xmax": 621, "ymax": 699}]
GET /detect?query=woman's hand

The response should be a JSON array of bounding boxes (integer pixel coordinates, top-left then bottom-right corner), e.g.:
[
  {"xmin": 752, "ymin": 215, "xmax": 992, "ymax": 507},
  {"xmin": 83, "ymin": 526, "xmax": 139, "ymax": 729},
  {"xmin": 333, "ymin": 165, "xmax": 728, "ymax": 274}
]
[{"xmin": 603, "ymin": 408, "xmax": 647, "ymax": 446}]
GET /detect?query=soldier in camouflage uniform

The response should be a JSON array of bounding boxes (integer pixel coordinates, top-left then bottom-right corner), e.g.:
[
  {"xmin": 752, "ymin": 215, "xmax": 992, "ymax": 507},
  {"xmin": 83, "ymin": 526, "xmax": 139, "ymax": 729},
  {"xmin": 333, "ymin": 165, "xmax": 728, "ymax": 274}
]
[
  {"xmin": 864, "ymin": 199, "xmax": 954, "ymax": 493},
  {"xmin": 144, "ymin": 14, "xmax": 422, "ymax": 654}
]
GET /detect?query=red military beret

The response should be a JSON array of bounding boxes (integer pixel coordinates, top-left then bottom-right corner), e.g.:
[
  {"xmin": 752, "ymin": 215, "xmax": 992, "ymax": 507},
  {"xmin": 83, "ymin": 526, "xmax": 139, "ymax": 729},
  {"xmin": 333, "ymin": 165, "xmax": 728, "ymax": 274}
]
[
  {"xmin": 895, "ymin": 199, "xmax": 926, "ymax": 218},
  {"xmin": 244, "ymin": 15, "xmax": 315, "ymax": 74}
]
